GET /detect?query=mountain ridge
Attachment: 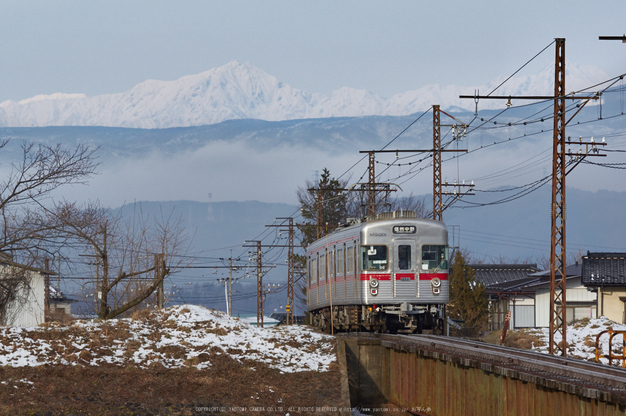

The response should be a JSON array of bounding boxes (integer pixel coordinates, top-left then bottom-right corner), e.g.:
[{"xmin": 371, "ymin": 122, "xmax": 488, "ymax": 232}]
[{"xmin": 0, "ymin": 60, "xmax": 608, "ymax": 129}]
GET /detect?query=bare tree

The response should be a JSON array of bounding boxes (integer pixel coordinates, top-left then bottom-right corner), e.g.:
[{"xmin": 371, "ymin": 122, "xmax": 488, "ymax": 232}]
[
  {"xmin": 0, "ymin": 140, "xmax": 98, "ymax": 321},
  {"xmin": 387, "ymin": 194, "xmax": 429, "ymax": 218},
  {"xmin": 48, "ymin": 200, "xmax": 190, "ymax": 319}
]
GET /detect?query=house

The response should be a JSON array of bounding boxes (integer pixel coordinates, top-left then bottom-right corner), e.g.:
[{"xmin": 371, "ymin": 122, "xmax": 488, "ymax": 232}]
[
  {"xmin": 582, "ymin": 252, "xmax": 626, "ymax": 324},
  {"xmin": 471, "ymin": 264, "xmax": 540, "ymax": 331},
  {"xmin": 472, "ymin": 262, "xmax": 596, "ymax": 330},
  {"xmin": 0, "ymin": 255, "xmax": 52, "ymax": 327},
  {"xmin": 526, "ymin": 263, "xmax": 596, "ymax": 327},
  {"xmin": 49, "ymin": 285, "xmax": 77, "ymax": 318}
]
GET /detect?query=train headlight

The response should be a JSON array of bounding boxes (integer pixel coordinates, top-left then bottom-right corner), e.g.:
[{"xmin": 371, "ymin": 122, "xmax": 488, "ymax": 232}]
[
  {"xmin": 431, "ymin": 277, "xmax": 441, "ymax": 288},
  {"xmin": 369, "ymin": 278, "xmax": 379, "ymax": 288}
]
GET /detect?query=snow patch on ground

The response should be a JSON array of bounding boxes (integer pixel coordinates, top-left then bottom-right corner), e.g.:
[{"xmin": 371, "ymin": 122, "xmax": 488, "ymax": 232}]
[
  {"xmin": 0, "ymin": 305, "xmax": 335, "ymax": 373},
  {"xmin": 529, "ymin": 316, "xmax": 626, "ymax": 363}
]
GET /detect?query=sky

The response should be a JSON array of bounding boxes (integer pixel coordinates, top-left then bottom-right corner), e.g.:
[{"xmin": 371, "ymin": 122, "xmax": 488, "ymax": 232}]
[{"xmin": 1, "ymin": 1, "xmax": 625, "ymax": 103}]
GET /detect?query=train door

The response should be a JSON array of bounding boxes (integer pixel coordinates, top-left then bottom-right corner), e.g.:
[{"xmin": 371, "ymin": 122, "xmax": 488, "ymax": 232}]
[{"xmin": 394, "ymin": 240, "xmax": 416, "ymax": 298}]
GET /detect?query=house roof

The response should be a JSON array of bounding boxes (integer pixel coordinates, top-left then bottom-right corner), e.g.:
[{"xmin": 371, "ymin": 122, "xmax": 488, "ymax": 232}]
[
  {"xmin": 486, "ymin": 277, "xmax": 542, "ymax": 292},
  {"xmin": 528, "ymin": 263, "xmax": 582, "ymax": 279},
  {"xmin": 0, "ymin": 255, "xmax": 58, "ymax": 276},
  {"xmin": 469, "ymin": 264, "xmax": 540, "ymax": 288},
  {"xmin": 582, "ymin": 252, "xmax": 626, "ymax": 286},
  {"xmin": 521, "ymin": 274, "xmax": 583, "ymax": 290}
]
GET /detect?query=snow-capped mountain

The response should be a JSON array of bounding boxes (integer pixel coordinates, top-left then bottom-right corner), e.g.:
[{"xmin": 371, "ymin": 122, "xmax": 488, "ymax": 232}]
[{"xmin": 0, "ymin": 60, "xmax": 609, "ymax": 129}]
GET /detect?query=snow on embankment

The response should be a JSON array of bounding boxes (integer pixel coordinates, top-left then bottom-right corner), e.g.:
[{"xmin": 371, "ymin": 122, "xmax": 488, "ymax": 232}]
[
  {"xmin": 529, "ymin": 316, "xmax": 626, "ymax": 363},
  {"xmin": 0, "ymin": 305, "xmax": 335, "ymax": 372}
]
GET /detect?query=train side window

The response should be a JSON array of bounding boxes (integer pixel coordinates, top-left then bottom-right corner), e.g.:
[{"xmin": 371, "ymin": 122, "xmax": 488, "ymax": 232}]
[
  {"xmin": 320, "ymin": 253, "xmax": 326, "ymax": 280},
  {"xmin": 337, "ymin": 248, "xmax": 344, "ymax": 276},
  {"xmin": 311, "ymin": 255, "xmax": 318, "ymax": 284},
  {"xmin": 346, "ymin": 246, "xmax": 354, "ymax": 274},
  {"xmin": 361, "ymin": 245, "xmax": 388, "ymax": 271},
  {"xmin": 329, "ymin": 249, "xmax": 335, "ymax": 278},
  {"xmin": 398, "ymin": 245, "xmax": 411, "ymax": 270},
  {"xmin": 421, "ymin": 245, "xmax": 448, "ymax": 270}
]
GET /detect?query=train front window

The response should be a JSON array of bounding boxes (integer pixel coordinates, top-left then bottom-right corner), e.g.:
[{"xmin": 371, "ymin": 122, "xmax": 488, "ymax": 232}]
[
  {"xmin": 421, "ymin": 245, "xmax": 448, "ymax": 270},
  {"xmin": 398, "ymin": 245, "xmax": 411, "ymax": 270},
  {"xmin": 361, "ymin": 245, "xmax": 388, "ymax": 271}
]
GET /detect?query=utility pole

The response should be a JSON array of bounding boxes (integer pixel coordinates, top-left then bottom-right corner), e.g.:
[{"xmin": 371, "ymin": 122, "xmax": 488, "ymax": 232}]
[
  {"xmin": 255, "ymin": 241, "xmax": 262, "ymax": 327},
  {"xmin": 209, "ymin": 258, "xmax": 245, "ymax": 315},
  {"xmin": 459, "ymin": 38, "xmax": 603, "ymax": 356},
  {"xmin": 357, "ymin": 143, "xmax": 469, "ymax": 221},
  {"xmin": 287, "ymin": 217, "xmax": 294, "ymax": 324},
  {"xmin": 219, "ymin": 250, "xmax": 240, "ymax": 316},
  {"xmin": 243, "ymin": 241, "xmax": 281, "ymax": 327},
  {"xmin": 262, "ymin": 283, "xmax": 281, "ymax": 313},
  {"xmin": 316, "ymin": 192, "xmax": 323, "ymax": 239},
  {"xmin": 356, "ymin": 151, "xmax": 398, "ymax": 217},
  {"xmin": 368, "ymin": 151, "xmax": 376, "ymax": 216},
  {"xmin": 217, "ymin": 278, "xmax": 230, "ymax": 315},
  {"xmin": 433, "ymin": 105, "xmax": 442, "ymax": 220},
  {"xmin": 549, "ymin": 38, "xmax": 567, "ymax": 355},
  {"xmin": 432, "ymin": 106, "xmax": 472, "ymax": 221},
  {"xmin": 44, "ymin": 258, "xmax": 50, "ymax": 319},
  {"xmin": 227, "ymin": 258, "xmax": 233, "ymax": 315},
  {"xmin": 155, "ymin": 253, "xmax": 165, "ymax": 308},
  {"xmin": 264, "ymin": 219, "xmax": 305, "ymax": 325}
]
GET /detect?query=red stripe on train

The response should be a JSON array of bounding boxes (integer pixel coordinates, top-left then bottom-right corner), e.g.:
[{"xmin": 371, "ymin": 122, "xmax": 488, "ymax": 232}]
[
  {"xmin": 419, "ymin": 272, "xmax": 448, "ymax": 280},
  {"xmin": 360, "ymin": 273, "xmax": 391, "ymax": 281}
]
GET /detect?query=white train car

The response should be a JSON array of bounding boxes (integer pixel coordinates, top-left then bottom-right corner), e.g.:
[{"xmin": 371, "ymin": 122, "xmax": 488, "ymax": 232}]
[{"xmin": 306, "ymin": 211, "xmax": 449, "ymax": 333}]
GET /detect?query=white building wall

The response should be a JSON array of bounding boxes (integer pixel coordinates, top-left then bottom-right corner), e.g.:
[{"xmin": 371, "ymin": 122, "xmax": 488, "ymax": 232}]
[
  {"xmin": 3, "ymin": 269, "xmax": 45, "ymax": 327},
  {"xmin": 533, "ymin": 277, "xmax": 597, "ymax": 328},
  {"xmin": 509, "ymin": 296, "xmax": 535, "ymax": 328},
  {"xmin": 513, "ymin": 305, "xmax": 535, "ymax": 328},
  {"xmin": 535, "ymin": 289, "xmax": 550, "ymax": 328}
]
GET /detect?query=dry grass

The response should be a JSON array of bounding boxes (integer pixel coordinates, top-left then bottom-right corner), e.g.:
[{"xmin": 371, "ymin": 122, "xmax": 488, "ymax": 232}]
[
  {"xmin": 0, "ymin": 308, "xmax": 342, "ymax": 415},
  {"xmin": 482, "ymin": 328, "xmax": 546, "ymax": 350},
  {"xmin": 0, "ymin": 355, "xmax": 343, "ymax": 415}
]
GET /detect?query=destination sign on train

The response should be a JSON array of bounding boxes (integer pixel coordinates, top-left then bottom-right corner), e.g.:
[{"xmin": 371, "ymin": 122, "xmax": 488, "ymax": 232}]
[{"xmin": 392, "ymin": 226, "xmax": 416, "ymax": 234}]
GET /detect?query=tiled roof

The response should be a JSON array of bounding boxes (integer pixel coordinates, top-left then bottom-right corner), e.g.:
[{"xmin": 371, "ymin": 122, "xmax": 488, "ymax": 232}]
[
  {"xmin": 582, "ymin": 252, "xmax": 626, "ymax": 286},
  {"xmin": 469, "ymin": 264, "xmax": 540, "ymax": 288}
]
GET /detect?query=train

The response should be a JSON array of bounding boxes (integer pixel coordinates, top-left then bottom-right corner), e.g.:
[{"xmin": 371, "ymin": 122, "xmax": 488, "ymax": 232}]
[{"xmin": 306, "ymin": 210, "xmax": 449, "ymax": 333}]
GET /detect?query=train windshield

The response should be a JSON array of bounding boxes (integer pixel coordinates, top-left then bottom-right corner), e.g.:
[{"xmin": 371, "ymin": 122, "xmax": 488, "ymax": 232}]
[
  {"xmin": 422, "ymin": 245, "xmax": 448, "ymax": 270},
  {"xmin": 361, "ymin": 245, "xmax": 388, "ymax": 271}
]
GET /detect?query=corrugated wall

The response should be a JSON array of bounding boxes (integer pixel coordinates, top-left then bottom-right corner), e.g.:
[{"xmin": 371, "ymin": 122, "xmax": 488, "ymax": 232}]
[
  {"xmin": 388, "ymin": 349, "xmax": 625, "ymax": 416},
  {"xmin": 342, "ymin": 337, "xmax": 626, "ymax": 416}
]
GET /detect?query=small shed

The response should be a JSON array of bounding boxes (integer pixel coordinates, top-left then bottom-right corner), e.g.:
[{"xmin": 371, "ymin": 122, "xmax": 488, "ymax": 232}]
[{"xmin": 0, "ymin": 256, "xmax": 51, "ymax": 327}]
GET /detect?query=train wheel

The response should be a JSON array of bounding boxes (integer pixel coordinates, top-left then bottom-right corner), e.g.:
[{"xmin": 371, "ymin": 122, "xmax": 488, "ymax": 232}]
[{"xmin": 416, "ymin": 314, "xmax": 423, "ymax": 334}]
